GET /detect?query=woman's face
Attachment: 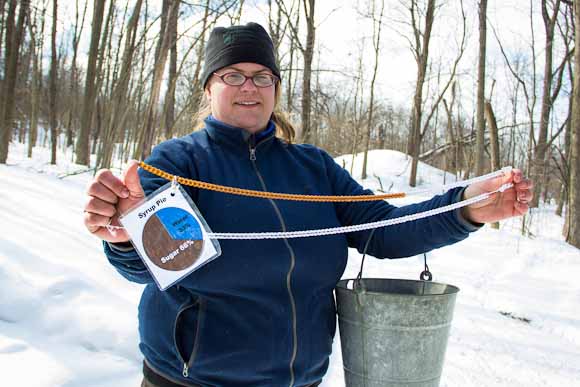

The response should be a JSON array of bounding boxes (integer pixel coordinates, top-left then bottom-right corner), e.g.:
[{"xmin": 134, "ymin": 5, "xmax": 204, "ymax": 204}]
[{"xmin": 205, "ymin": 62, "xmax": 276, "ymax": 133}]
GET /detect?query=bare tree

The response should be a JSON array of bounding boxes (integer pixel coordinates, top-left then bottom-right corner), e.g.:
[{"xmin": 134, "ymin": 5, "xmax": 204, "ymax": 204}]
[
  {"xmin": 0, "ymin": 0, "xmax": 6, "ymax": 63},
  {"xmin": 268, "ymin": 0, "xmax": 283, "ymax": 60},
  {"xmin": 285, "ymin": 3, "xmax": 300, "ymax": 114},
  {"xmin": 0, "ymin": 0, "xmax": 29, "ymax": 164},
  {"xmin": 91, "ymin": 0, "xmax": 117, "ymax": 154},
  {"xmin": 163, "ymin": 0, "xmax": 178, "ymax": 138},
  {"xmin": 475, "ymin": 0, "xmax": 487, "ymax": 175},
  {"xmin": 407, "ymin": 0, "xmax": 436, "ymax": 187},
  {"xmin": 442, "ymin": 98, "xmax": 454, "ymax": 175},
  {"xmin": 484, "ymin": 100, "xmax": 500, "ymax": 229},
  {"xmin": 75, "ymin": 0, "xmax": 106, "ymax": 166},
  {"xmin": 191, "ymin": 0, "xmax": 211, "ymax": 94},
  {"xmin": 301, "ymin": 0, "xmax": 315, "ymax": 143},
  {"xmin": 566, "ymin": 0, "xmax": 580, "ymax": 248},
  {"xmin": 349, "ymin": 42, "xmax": 367, "ymax": 176},
  {"xmin": 484, "ymin": 101, "xmax": 500, "ymax": 173},
  {"xmin": 27, "ymin": 3, "xmax": 45, "ymax": 159},
  {"xmin": 407, "ymin": 0, "xmax": 466, "ymax": 187},
  {"xmin": 531, "ymin": 0, "xmax": 563, "ymax": 206},
  {"xmin": 96, "ymin": 0, "xmax": 115, "ymax": 96},
  {"xmin": 361, "ymin": 0, "xmax": 385, "ymax": 179},
  {"xmin": 556, "ymin": 87, "xmax": 572, "ymax": 217},
  {"xmin": 65, "ymin": 0, "xmax": 88, "ymax": 148},
  {"xmin": 276, "ymin": 0, "xmax": 316, "ymax": 143},
  {"xmin": 442, "ymin": 82, "xmax": 463, "ymax": 176},
  {"xmin": 137, "ymin": 0, "xmax": 180, "ymax": 160},
  {"xmin": 49, "ymin": 0, "xmax": 58, "ymax": 164},
  {"xmin": 97, "ymin": 0, "xmax": 144, "ymax": 169},
  {"xmin": 232, "ymin": 0, "xmax": 244, "ymax": 24}
]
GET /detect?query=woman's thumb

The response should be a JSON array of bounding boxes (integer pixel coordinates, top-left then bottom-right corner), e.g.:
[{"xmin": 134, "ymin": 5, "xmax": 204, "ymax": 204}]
[{"xmin": 123, "ymin": 160, "xmax": 145, "ymax": 199}]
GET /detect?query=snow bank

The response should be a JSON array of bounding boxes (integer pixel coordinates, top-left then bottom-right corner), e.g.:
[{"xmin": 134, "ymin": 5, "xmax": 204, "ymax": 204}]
[{"xmin": 1, "ymin": 144, "xmax": 579, "ymax": 386}]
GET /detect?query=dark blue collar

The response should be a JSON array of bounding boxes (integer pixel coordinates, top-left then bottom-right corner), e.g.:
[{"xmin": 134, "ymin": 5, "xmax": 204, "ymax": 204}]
[{"xmin": 205, "ymin": 115, "xmax": 276, "ymax": 146}]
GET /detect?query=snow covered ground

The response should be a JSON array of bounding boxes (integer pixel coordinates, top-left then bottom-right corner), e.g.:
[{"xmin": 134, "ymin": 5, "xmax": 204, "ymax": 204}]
[{"xmin": 1, "ymin": 143, "xmax": 579, "ymax": 387}]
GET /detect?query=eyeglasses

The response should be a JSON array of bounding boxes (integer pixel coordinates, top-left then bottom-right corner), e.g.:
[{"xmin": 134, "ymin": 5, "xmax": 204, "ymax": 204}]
[{"xmin": 213, "ymin": 71, "xmax": 278, "ymax": 88}]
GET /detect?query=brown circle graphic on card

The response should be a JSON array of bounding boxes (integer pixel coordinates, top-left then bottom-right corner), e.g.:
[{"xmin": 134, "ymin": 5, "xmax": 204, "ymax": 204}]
[{"xmin": 142, "ymin": 207, "xmax": 204, "ymax": 271}]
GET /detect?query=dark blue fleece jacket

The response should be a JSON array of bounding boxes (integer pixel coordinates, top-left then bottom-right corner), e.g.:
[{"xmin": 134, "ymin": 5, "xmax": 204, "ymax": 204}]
[{"xmin": 104, "ymin": 117, "xmax": 478, "ymax": 387}]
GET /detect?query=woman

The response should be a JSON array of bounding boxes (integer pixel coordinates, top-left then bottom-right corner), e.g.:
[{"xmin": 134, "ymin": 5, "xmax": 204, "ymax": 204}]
[{"xmin": 83, "ymin": 23, "xmax": 533, "ymax": 387}]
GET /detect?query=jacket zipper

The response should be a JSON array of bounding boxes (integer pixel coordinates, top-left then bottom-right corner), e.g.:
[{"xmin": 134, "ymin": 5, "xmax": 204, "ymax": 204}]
[
  {"xmin": 249, "ymin": 134, "xmax": 257, "ymax": 161},
  {"xmin": 173, "ymin": 297, "xmax": 205, "ymax": 379},
  {"xmin": 145, "ymin": 359, "xmax": 200, "ymax": 387},
  {"xmin": 248, "ymin": 137, "xmax": 298, "ymax": 387}
]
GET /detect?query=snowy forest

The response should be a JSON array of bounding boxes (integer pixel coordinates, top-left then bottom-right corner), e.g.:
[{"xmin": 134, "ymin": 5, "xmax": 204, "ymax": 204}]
[
  {"xmin": 1, "ymin": 1, "xmax": 580, "ymax": 386},
  {"xmin": 0, "ymin": 0, "xmax": 578, "ymax": 244}
]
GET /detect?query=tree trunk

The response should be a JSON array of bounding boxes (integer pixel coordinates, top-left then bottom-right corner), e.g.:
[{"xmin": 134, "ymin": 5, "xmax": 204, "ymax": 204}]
[
  {"xmin": 556, "ymin": 185, "xmax": 565, "ymax": 217},
  {"xmin": 110, "ymin": 2, "xmax": 129, "ymax": 94},
  {"xmin": 557, "ymin": 85, "xmax": 573, "ymax": 218},
  {"xmin": 65, "ymin": 0, "xmax": 87, "ymax": 148},
  {"xmin": 97, "ymin": 0, "xmax": 144, "ymax": 169},
  {"xmin": 565, "ymin": 0, "xmax": 580, "ymax": 248},
  {"xmin": 268, "ymin": 0, "xmax": 283, "ymax": 61},
  {"xmin": 362, "ymin": 0, "xmax": 384, "ymax": 179},
  {"xmin": 443, "ymin": 95, "xmax": 456, "ymax": 173},
  {"xmin": 300, "ymin": 0, "xmax": 315, "ymax": 144},
  {"xmin": 409, "ymin": 0, "xmax": 435, "ymax": 187},
  {"xmin": 484, "ymin": 101, "xmax": 500, "ymax": 229},
  {"xmin": 0, "ymin": 0, "xmax": 6, "ymax": 62},
  {"xmin": 92, "ymin": 0, "xmax": 116, "ymax": 156},
  {"xmin": 286, "ymin": 43, "xmax": 295, "ymax": 111},
  {"xmin": 444, "ymin": 83, "xmax": 461, "ymax": 175},
  {"xmin": 130, "ymin": 0, "xmax": 149, "ymax": 158},
  {"xmin": 154, "ymin": 0, "xmax": 169, "ymax": 71},
  {"xmin": 163, "ymin": 0, "xmax": 178, "ymax": 138},
  {"xmin": 95, "ymin": 0, "xmax": 115, "ymax": 98},
  {"xmin": 484, "ymin": 102, "xmax": 500, "ymax": 172},
  {"xmin": 137, "ymin": 0, "xmax": 179, "ymax": 160},
  {"xmin": 0, "ymin": 0, "xmax": 29, "ymax": 164},
  {"xmin": 27, "ymin": 10, "xmax": 41, "ymax": 158},
  {"xmin": 532, "ymin": 0, "xmax": 561, "ymax": 207},
  {"xmin": 75, "ymin": 0, "xmax": 106, "ymax": 166},
  {"xmin": 349, "ymin": 54, "xmax": 364, "ymax": 176},
  {"xmin": 475, "ymin": 0, "xmax": 487, "ymax": 176},
  {"xmin": 49, "ymin": 0, "xmax": 58, "ymax": 165},
  {"xmin": 189, "ymin": 0, "xmax": 210, "ymax": 111}
]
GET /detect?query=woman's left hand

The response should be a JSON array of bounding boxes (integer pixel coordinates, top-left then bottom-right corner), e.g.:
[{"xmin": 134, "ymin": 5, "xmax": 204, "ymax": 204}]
[{"xmin": 461, "ymin": 168, "xmax": 533, "ymax": 224}]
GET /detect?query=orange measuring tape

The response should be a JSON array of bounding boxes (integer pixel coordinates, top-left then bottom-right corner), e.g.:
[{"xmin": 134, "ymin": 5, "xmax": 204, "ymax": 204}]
[{"xmin": 139, "ymin": 161, "xmax": 406, "ymax": 202}]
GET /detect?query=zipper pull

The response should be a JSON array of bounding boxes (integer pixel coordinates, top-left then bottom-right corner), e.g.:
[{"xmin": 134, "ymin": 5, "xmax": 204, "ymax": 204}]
[
  {"xmin": 249, "ymin": 134, "xmax": 257, "ymax": 161},
  {"xmin": 183, "ymin": 363, "xmax": 189, "ymax": 378}
]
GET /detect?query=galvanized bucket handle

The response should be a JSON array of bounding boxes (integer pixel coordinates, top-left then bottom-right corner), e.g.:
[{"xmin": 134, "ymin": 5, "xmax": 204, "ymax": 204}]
[
  {"xmin": 420, "ymin": 253, "xmax": 433, "ymax": 281},
  {"xmin": 354, "ymin": 229, "xmax": 377, "ymax": 291},
  {"xmin": 355, "ymin": 228, "xmax": 433, "ymax": 284}
]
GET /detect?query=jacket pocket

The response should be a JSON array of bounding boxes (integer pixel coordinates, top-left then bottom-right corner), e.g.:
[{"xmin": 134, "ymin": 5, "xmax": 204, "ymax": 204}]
[{"xmin": 173, "ymin": 295, "xmax": 205, "ymax": 378}]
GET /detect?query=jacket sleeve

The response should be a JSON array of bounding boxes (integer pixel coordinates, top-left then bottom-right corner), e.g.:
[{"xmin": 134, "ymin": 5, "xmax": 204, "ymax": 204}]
[
  {"xmin": 104, "ymin": 241, "xmax": 152, "ymax": 284},
  {"xmin": 321, "ymin": 150, "xmax": 481, "ymax": 258},
  {"xmin": 104, "ymin": 138, "xmax": 198, "ymax": 284}
]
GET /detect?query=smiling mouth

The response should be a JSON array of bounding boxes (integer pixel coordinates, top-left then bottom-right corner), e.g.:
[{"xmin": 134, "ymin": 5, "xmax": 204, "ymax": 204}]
[{"xmin": 235, "ymin": 101, "xmax": 260, "ymax": 106}]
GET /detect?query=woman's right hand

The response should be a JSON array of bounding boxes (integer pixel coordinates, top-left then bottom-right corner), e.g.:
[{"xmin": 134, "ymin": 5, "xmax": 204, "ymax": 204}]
[{"xmin": 83, "ymin": 160, "xmax": 145, "ymax": 243}]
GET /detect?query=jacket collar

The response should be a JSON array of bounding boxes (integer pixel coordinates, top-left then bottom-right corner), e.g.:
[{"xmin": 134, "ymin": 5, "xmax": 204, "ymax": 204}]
[{"xmin": 204, "ymin": 116, "xmax": 276, "ymax": 149}]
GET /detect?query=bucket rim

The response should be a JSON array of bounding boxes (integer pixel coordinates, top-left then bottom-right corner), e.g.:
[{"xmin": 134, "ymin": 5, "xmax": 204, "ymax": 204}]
[{"xmin": 335, "ymin": 278, "xmax": 460, "ymax": 297}]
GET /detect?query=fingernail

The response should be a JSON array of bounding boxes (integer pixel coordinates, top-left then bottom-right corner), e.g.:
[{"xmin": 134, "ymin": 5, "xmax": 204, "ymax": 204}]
[{"xmin": 121, "ymin": 188, "xmax": 130, "ymax": 198}]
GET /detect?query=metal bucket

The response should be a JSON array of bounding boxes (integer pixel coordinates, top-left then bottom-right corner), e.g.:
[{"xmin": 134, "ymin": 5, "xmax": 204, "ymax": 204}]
[{"xmin": 335, "ymin": 278, "xmax": 459, "ymax": 387}]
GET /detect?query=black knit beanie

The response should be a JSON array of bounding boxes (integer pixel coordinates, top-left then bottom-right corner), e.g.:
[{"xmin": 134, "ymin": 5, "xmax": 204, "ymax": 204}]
[{"xmin": 201, "ymin": 23, "xmax": 281, "ymax": 89}]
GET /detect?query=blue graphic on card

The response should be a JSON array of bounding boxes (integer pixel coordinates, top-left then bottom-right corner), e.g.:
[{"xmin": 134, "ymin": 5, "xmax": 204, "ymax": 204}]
[{"xmin": 157, "ymin": 207, "xmax": 203, "ymax": 240}]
